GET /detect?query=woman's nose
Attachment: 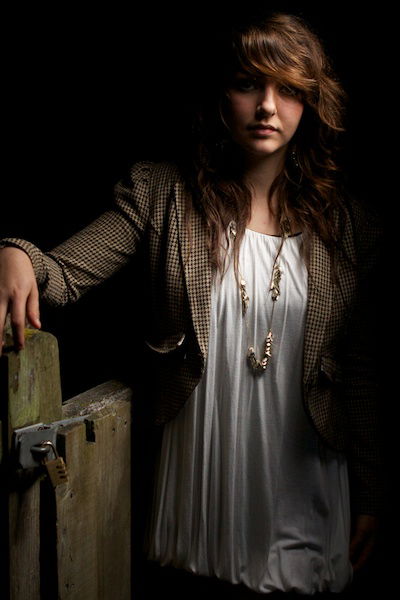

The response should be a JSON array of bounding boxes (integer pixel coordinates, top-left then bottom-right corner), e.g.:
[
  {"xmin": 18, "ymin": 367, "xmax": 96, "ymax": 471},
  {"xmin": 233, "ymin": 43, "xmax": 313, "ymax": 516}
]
[{"xmin": 256, "ymin": 85, "xmax": 277, "ymax": 116}]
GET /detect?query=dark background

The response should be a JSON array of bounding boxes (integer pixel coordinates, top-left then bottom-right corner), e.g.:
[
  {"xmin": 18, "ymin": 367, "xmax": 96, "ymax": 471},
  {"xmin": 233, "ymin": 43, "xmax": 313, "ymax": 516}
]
[{"xmin": 2, "ymin": 2, "xmax": 396, "ymax": 596}]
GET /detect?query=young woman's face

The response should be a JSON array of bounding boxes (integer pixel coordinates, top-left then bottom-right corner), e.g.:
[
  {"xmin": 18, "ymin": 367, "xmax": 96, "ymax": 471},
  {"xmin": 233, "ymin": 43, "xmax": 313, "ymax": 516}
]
[{"xmin": 223, "ymin": 71, "xmax": 304, "ymax": 161}]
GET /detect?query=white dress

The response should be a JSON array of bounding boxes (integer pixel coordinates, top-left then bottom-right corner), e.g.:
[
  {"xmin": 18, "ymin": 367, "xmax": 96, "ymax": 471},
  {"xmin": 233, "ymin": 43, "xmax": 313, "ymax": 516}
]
[{"xmin": 146, "ymin": 227, "xmax": 353, "ymax": 595}]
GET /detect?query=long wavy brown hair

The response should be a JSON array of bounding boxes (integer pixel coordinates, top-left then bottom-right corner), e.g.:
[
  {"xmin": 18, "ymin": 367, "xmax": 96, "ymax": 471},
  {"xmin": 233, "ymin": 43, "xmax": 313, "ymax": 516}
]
[{"xmin": 178, "ymin": 11, "xmax": 350, "ymax": 281}]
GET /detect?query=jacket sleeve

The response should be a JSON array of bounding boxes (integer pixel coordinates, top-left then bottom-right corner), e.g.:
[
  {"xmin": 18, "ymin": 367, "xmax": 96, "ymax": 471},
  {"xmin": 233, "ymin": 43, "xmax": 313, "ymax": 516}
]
[
  {"xmin": 342, "ymin": 197, "xmax": 385, "ymax": 516},
  {"xmin": 0, "ymin": 161, "xmax": 153, "ymax": 306}
]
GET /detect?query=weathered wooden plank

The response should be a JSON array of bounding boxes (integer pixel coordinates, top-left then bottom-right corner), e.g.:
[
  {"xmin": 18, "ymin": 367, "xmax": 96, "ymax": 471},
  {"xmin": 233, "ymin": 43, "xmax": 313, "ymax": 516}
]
[
  {"xmin": 56, "ymin": 382, "xmax": 132, "ymax": 600},
  {"xmin": 1, "ymin": 326, "xmax": 63, "ymax": 600},
  {"xmin": 3, "ymin": 327, "xmax": 62, "ymax": 435},
  {"xmin": 62, "ymin": 379, "xmax": 132, "ymax": 419},
  {"xmin": 8, "ymin": 485, "xmax": 41, "ymax": 600}
]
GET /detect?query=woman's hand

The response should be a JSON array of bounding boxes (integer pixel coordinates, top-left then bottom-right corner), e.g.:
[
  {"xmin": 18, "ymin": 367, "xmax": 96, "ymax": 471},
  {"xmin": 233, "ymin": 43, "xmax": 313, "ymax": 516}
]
[
  {"xmin": 350, "ymin": 514, "xmax": 379, "ymax": 572},
  {"xmin": 0, "ymin": 247, "xmax": 41, "ymax": 355}
]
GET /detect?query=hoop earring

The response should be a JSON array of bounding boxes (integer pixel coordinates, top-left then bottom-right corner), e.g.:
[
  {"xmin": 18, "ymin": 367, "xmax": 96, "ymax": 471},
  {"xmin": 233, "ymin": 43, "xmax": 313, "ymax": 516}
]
[
  {"xmin": 215, "ymin": 138, "xmax": 229, "ymax": 152},
  {"xmin": 291, "ymin": 149, "xmax": 300, "ymax": 169},
  {"xmin": 286, "ymin": 146, "xmax": 303, "ymax": 187}
]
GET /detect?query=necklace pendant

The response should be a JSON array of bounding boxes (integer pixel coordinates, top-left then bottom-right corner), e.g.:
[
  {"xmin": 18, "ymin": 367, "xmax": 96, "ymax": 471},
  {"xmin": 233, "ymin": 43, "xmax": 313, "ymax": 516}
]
[
  {"xmin": 270, "ymin": 265, "xmax": 282, "ymax": 301},
  {"xmin": 247, "ymin": 347, "xmax": 260, "ymax": 371},
  {"xmin": 247, "ymin": 330, "xmax": 273, "ymax": 373},
  {"xmin": 239, "ymin": 279, "xmax": 249, "ymax": 316}
]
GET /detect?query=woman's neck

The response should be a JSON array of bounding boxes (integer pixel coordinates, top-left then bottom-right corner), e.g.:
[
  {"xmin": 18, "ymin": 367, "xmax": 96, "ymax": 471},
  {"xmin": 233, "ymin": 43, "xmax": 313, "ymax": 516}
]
[
  {"xmin": 243, "ymin": 152, "xmax": 285, "ymax": 235},
  {"xmin": 243, "ymin": 155, "xmax": 283, "ymax": 200}
]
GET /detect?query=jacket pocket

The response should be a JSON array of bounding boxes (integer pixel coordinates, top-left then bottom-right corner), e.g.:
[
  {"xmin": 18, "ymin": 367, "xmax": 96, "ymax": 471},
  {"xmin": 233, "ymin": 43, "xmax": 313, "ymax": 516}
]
[
  {"xmin": 143, "ymin": 332, "xmax": 188, "ymax": 366},
  {"xmin": 144, "ymin": 332, "xmax": 186, "ymax": 354}
]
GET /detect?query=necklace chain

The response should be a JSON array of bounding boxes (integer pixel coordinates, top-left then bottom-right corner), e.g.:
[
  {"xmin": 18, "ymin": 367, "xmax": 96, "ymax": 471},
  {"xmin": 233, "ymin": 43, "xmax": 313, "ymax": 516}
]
[{"xmin": 229, "ymin": 221, "xmax": 289, "ymax": 374}]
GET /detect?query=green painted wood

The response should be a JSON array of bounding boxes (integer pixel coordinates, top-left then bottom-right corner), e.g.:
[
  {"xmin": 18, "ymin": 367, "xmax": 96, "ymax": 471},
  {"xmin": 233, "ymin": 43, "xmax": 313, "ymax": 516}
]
[{"xmin": 8, "ymin": 485, "xmax": 41, "ymax": 600}]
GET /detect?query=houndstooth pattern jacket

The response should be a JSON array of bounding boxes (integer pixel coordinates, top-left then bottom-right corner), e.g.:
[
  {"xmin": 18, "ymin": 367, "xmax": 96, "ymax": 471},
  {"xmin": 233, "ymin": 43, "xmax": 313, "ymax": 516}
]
[{"xmin": 0, "ymin": 160, "xmax": 383, "ymax": 516}]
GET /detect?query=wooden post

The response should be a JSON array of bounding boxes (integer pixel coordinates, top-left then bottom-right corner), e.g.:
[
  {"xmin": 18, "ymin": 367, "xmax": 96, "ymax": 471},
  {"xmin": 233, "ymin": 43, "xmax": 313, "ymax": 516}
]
[{"xmin": 0, "ymin": 326, "xmax": 63, "ymax": 600}]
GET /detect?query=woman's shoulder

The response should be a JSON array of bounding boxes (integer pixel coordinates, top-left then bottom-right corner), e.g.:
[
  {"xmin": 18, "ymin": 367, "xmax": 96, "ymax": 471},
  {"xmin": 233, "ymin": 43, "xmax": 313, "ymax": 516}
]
[
  {"xmin": 125, "ymin": 159, "xmax": 184, "ymax": 186},
  {"xmin": 339, "ymin": 189, "xmax": 383, "ymax": 272},
  {"xmin": 340, "ymin": 189, "xmax": 382, "ymax": 235},
  {"xmin": 113, "ymin": 160, "xmax": 185, "ymax": 212}
]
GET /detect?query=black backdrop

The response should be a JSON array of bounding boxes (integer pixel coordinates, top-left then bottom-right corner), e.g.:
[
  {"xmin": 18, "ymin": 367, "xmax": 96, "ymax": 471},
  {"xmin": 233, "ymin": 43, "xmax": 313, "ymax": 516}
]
[{"xmin": 3, "ymin": 2, "xmax": 396, "ymax": 595}]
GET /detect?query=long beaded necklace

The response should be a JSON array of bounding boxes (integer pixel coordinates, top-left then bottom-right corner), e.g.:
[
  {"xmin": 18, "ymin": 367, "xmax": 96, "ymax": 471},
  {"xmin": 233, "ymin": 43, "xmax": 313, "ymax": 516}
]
[{"xmin": 229, "ymin": 219, "xmax": 290, "ymax": 374}]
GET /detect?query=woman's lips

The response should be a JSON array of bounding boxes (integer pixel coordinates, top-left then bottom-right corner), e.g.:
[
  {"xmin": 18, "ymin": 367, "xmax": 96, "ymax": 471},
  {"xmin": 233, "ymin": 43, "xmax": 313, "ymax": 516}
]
[
  {"xmin": 249, "ymin": 124, "xmax": 278, "ymax": 137},
  {"xmin": 250, "ymin": 127, "xmax": 277, "ymax": 136}
]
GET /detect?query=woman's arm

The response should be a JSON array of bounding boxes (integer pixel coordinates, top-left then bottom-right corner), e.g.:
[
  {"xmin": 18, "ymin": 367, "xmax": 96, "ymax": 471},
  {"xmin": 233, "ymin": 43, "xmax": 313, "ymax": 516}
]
[
  {"xmin": 342, "ymin": 198, "xmax": 384, "ymax": 517},
  {"xmin": 0, "ymin": 160, "xmax": 153, "ymax": 352},
  {"xmin": 341, "ymin": 197, "xmax": 385, "ymax": 572}
]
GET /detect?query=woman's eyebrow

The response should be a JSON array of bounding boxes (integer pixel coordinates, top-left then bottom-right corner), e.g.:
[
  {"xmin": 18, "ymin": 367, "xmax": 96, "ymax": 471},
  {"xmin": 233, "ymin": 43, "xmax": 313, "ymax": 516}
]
[{"xmin": 233, "ymin": 71, "xmax": 260, "ymax": 80}]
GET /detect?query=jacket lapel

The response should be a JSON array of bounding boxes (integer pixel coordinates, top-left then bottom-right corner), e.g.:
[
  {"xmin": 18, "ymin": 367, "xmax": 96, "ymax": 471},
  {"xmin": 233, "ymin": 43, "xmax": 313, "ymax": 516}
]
[
  {"xmin": 303, "ymin": 232, "xmax": 333, "ymax": 384},
  {"xmin": 174, "ymin": 181, "xmax": 212, "ymax": 361}
]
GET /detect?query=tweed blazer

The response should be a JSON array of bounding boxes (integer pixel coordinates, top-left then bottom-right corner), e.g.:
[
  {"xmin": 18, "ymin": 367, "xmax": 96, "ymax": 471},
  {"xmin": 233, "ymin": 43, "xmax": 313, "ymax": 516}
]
[{"xmin": 0, "ymin": 160, "xmax": 383, "ymax": 515}]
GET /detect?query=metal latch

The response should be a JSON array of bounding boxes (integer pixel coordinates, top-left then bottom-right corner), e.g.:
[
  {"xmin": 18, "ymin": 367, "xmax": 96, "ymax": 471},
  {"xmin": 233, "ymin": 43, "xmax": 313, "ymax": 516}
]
[{"xmin": 14, "ymin": 416, "xmax": 88, "ymax": 469}]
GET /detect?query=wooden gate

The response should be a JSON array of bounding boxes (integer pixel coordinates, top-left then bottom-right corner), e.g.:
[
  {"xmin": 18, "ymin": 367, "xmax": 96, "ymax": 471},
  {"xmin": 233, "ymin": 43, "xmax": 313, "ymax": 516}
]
[{"xmin": 0, "ymin": 326, "xmax": 132, "ymax": 599}]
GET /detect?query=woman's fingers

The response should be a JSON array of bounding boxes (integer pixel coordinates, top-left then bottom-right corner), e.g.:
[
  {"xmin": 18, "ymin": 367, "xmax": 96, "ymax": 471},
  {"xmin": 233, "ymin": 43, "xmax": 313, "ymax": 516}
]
[
  {"xmin": 350, "ymin": 533, "xmax": 376, "ymax": 572},
  {"xmin": 349, "ymin": 514, "xmax": 379, "ymax": 573},
  {"xmin": 26, "ymin": 284, "xmax": 41, "ymax": 330},
  {"xmin": 10, "ymin": 295, "xmax": 28, "ymax": 351},
  {"xmin": 0, "ymin": 301, "xmax": 8, "ymax": 355},
  {"xmin": 0, "ymin": 247, "xmax": 40, "ymax": 355},
  {"xmin": 0, "ymin": 286, "xmax": 40, "ymax": 356}
]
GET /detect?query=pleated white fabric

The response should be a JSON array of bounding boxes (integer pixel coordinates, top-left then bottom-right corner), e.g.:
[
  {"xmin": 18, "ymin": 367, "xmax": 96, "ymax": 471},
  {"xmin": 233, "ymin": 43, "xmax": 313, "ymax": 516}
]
[{"xmin": 146, "ymin": 227, "xmax": 353, "ymax": 595}]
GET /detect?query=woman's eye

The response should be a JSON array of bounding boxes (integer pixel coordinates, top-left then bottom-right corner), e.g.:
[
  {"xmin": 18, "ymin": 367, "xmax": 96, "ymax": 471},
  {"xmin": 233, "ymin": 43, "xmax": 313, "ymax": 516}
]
[
  {"xmin": 234, "ymin": 78, "xmax": 258, "ymax": 92},
  {"xmin": 279, "ymin": 85, "xmax": 300, "ymax": 97}
]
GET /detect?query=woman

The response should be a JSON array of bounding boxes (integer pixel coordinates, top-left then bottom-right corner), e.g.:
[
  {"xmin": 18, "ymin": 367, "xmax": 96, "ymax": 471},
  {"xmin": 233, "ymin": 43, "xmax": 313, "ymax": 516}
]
[{"xmin": 0, "ymin": 11, "xmax": 382, "ymax": 598}]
